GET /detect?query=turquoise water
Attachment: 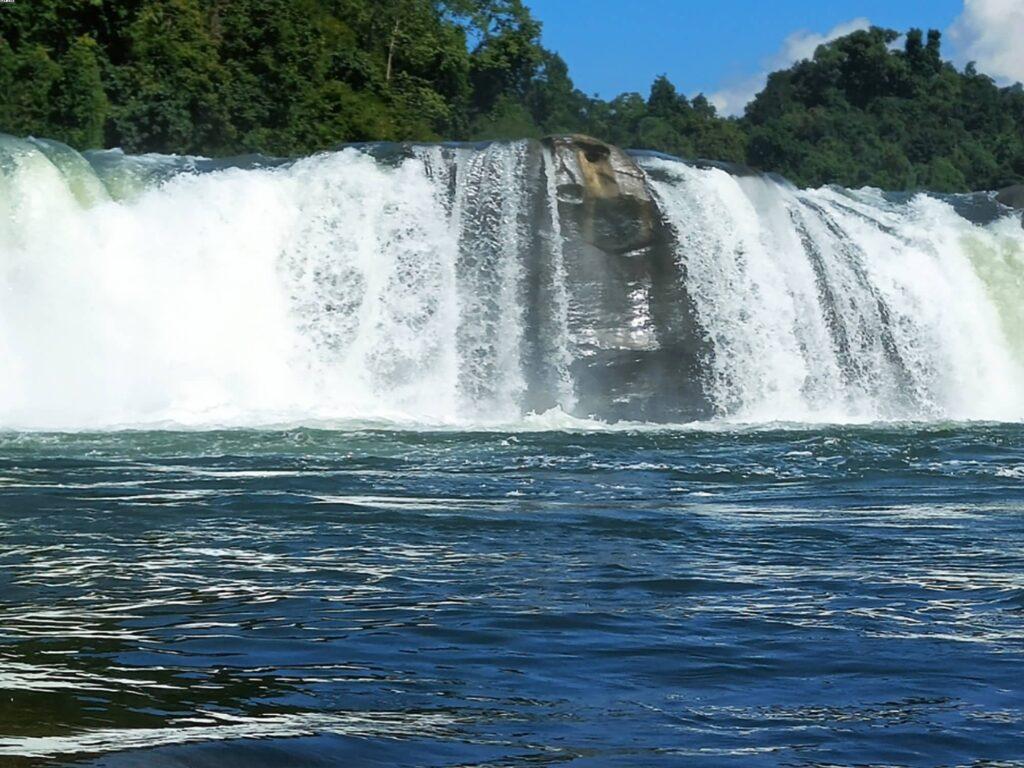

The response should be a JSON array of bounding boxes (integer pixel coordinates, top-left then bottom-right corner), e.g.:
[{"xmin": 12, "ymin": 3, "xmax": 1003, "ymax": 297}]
[{"xmin": 1, "ymin": 424, "xmax": 1022, "ymax": 766}]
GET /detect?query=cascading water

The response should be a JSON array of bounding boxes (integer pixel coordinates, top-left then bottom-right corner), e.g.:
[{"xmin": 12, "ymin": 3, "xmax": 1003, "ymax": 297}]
[
  {"xmin": 0, "ymin": 132, "xmax": 1022, "ymax": 430},
  {"xmin": 642, "ymin": 158, "xmax": 1024, "ymax": 422}
]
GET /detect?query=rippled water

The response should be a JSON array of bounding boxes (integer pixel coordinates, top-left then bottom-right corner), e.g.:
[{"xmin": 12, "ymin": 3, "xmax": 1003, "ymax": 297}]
[{"xmin": 1, "ymin": 425, "xmax": 1023, "ymax": 767}]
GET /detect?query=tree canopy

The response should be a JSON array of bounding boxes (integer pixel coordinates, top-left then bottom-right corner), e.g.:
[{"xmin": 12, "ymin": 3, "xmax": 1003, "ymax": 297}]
[{"xmin": 2, "ymin": 2, "xmax": 1022, "ymax": 191}]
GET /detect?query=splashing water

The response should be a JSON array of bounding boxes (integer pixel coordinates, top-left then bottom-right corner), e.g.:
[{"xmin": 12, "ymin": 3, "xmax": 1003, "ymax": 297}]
[
  {"xmin": 643, "ymin": 158, "xmax": 1024, "ymax": 423},
  {"xmin": 0, "ymin": 134, "xmax": 1022, "ymax": 430}
]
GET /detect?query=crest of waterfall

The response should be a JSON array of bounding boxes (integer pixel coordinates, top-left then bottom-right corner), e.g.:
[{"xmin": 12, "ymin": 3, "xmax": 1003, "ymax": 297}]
[{"xmin": 0, "ymin": 132, "xmax": 1021, "ymax": 429}]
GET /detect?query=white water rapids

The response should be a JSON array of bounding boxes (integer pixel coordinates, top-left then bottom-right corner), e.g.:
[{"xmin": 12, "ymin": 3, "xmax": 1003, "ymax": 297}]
[{"xmin": 0, "ymin": 134, "xmax": 1021, "ymax": 430}]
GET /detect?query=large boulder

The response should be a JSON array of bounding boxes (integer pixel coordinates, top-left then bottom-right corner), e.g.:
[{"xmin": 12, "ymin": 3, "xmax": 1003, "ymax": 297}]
[
  {"xmin": 540, "ymin": 134, "xmax": 711, "ymax": 422},
  {"xmin": 996, "ymin": 185, "xmax": 1024, "ymax": 229},
  {"xmin": 543, "ymin": 134, "xmax": 657, "ymax": 255},
  {"xmin": 996, "ymin": 184, "xmax": 1024, "ymax": 210}
]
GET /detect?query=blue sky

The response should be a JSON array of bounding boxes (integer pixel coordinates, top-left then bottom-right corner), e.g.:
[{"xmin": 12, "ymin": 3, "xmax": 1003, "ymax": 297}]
[{"xmin": 524, "ymin": 0, "xmax": 1016, "ymax": 114}]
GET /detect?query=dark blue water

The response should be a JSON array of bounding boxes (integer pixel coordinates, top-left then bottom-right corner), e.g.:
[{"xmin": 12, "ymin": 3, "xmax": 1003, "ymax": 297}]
[{"xmin": 1, "ymin": 425, "xmax": 1023, "ymax": 767}]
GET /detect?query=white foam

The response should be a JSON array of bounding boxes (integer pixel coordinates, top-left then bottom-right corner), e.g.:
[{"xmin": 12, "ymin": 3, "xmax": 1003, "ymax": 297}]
[
  {"xmin": 644, "ymin": 157, "xmax": 1024, "ymax": 424},
  {"xmin": 1, "ymin": 137, "xmax": 1022, "ymax": 431}
]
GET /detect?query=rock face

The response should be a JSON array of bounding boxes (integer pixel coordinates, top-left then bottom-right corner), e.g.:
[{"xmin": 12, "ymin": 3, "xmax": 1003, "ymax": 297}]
[
  {"xmin": 996, "ymin": 185, "xmax": 1024, "ymax": 229},
  {"xmin": 542, "ymin": 134, "xmax": 711, "ymax": 422},
  {"xmin": 996, "ymin": 184, "xmax": 1024, "ymax": 210},
  {"xmin": 543, "ymin": 134, "xmax": 658, "ymax": 255}
]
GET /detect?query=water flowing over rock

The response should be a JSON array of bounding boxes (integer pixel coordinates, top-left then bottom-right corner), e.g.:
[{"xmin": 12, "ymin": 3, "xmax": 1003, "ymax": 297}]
[
  {"xmin": 0, "ymin": 131, "xmax": 1022, "ymax": 429},
  {"xmin": 542, "ymin": 134, "xmax": 708, "ymax": 421}
]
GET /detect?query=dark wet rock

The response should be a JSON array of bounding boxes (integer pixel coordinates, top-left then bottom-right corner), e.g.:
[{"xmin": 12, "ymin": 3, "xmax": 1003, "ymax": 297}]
[
  {"xmin": 994, "ymin": 185, "xmax": 1024, "ymax": 228},
  {"xmin": 541, "ymin": 134, "xmax": 711, "ymax": 422},
  {"xmin": 996, "ymin": 184, "xmax": 1024, "ymax": 210},
  {"xmin": 543, "ymin": 134, "xmax": 658, "ymax": 255}
]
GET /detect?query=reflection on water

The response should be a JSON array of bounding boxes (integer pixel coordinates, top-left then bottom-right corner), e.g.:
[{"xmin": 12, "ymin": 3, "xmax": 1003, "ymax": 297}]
[{"xmin": 1, "ymin": 426, "xmax": 1023, "ymax": 766}]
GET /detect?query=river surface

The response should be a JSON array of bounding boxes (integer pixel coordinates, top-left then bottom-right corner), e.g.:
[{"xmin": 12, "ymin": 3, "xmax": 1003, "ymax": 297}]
[{"xmin": 1, "ymin": 424, "xmax": 1022, "ymax": 767}]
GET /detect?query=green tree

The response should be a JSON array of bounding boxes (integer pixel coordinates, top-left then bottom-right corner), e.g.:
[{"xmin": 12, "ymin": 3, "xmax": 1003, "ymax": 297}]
[
  {"xmin": 0, "ymin": 42, "xmax": 61, "ymax": 138},
  {"xmin": 466, "ymin": 0, "xmax": 543, "ymax": 123},
  {"xmin": 52, "ymin": 35, "xmax": 108, "ymax": 148},
  {"xmin": 109, "ymin": 0, "xmax": 233, "ymax": 153},
  {"xmin": 1, "ymin": 5, "xmax": 1022, "ymax": 192}
]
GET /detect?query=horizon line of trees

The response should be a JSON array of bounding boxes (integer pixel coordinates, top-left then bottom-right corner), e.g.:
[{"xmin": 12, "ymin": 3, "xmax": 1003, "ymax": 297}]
[{"xmin": 2, "ymin": 0, "xmax": 1024, "ymax": 191}]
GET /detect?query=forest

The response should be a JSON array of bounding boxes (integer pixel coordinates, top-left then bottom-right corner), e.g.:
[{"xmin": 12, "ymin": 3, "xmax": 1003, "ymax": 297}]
[{"xmin": 2, "ymin": 0, "xmax": 1023, "ymax": 191}]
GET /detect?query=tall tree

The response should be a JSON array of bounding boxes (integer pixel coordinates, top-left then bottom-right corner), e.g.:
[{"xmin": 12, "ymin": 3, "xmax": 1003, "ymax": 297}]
[
  {"xmin": 1, "ymin": 5, "xmax": 1022, "ymax": 191},
  {"xmin": 108, "ymin": 0, "xmax": 233, "ymax": 153}
]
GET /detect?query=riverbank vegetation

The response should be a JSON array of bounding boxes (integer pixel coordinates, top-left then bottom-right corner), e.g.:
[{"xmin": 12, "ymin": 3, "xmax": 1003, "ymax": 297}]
[{"xmin": 2, "ymin": 0, "xmax": 1023, "ymax": 190}]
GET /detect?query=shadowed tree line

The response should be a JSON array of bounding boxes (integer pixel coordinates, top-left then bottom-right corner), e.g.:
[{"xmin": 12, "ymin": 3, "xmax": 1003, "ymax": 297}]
[{"xmin": 2, "ymin": 1, "xmax": 1023, "ymax": 191}]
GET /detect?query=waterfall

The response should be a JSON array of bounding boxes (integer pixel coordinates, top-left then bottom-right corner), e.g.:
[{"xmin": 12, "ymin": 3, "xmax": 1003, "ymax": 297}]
[
  {"xmin": 540, "ymin": 147, "xmax": 576, "ymax": 412},
  {"xmin": 642, "ymin": 157, "xmax": 1024, "ymax": 422},
  {"xmin": 0, "ymin": 132, "xmax": 1021, "ymax": 430}
]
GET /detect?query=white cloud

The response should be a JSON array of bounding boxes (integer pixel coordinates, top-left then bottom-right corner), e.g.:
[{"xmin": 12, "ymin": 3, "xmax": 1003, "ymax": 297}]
[
  {"xmin": 709, "ymin": 18, "xmax": 871, "ymax": 117},
  {"xmin": 948, "ymin": 0, "xmax": 1024, "ymax": 85}
]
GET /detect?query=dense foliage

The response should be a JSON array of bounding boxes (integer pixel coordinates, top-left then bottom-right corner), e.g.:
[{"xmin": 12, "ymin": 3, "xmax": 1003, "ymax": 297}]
[
  {"xmin": 2, "ymin": 1, "xmax": 1023, "ymax": 190},
  {"xmin": 744, "ymin": 28, "xmax": 1024, "ymax": 190}
]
